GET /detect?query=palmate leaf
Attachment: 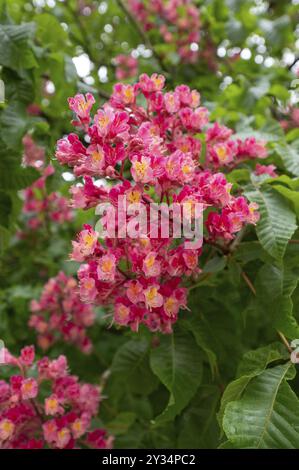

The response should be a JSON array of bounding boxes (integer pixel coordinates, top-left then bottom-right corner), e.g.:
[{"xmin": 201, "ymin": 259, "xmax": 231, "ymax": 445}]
[
  {"xmin": 150, "ymin": 329, "xmax": 202, "ymax": 424},
  {"xmin": 246, "ymin": 186, "xmax": 297, "ymax": 260},
  {"xmin": 223, "ymin": 363, "xmax": 299, "ymax": 448}
]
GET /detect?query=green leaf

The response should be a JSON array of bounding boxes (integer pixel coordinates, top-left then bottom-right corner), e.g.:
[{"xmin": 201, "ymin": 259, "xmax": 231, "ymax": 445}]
[
  {"xmin": 112, "ymin": 339, "xmax": 158, "ymax": 395},
  {"xmin": 237, "ymin": 342, "xmax": 288, "ymax": 377},
  {"xmin": 276, "ymin": 143, "xmax": 299, "ymax": 177},
  {"xmin": 203, "ymin": 255, "xmax": 227, "ymax": 273},
  {"xmin": 246, "ymin": 186, "xmax": 297, "ymax": 260},
  {"xmin": 35, "ymin": 14, "xmax": 68, "ymax": 51},
  {"xmin": 180, "ymin": 314, "xmax": 218, "ymax": 376},
  {"xmin": 150, "ymin": 330, "xmax": 202, "ymax": 424},
  {"xmin": 255, "ymin": 263, "xmax": 299, "ymax": 338},
  {"xmin": 0, "ymin": 23, "xmax": 37, "ymax": 71},
  {"xmin": 178, "ymin": 385, "xmax": 220, "ymax": 449},
  {"xmin": 106, "ymin": 412, "xmax": 136, "ymax": 436},
  {"xmin": 0, "ymin": 103, "xmax": 31, "ymax": 146},
  {"xmin": 0, "ymin": 191, "xmax": 12, "ymax": 228},
  {"xmin": 0, "ymin": 162, "xmax": 39, "ymax": 190},
  {"xmin": 272, "ymin": 185, "xmax": 299, "ymax": 219},
  {"xmin": 269, "ymin": 84, "xmax": 290, "ymax": 101},
  {"xmin": 223, "ymin": 363, "xmax": 299, "ymax": 448},
  {"xmin": 219, "ymin": 343, "xmax": 287, "ymax": 426}
]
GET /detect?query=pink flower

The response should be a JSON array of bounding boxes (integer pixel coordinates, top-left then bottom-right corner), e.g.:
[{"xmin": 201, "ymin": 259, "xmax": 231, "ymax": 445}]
[
  {"xmin": 68, "ymin": 93, "xmax": 95, "ymax": 127},
  {"xmin": 55, "ymin": 427, "xmax": 71, "ymax": 449},
  {"xmin": 180, "ymin": 106, "xmax": 209, "ymax": 130},
  {"xmin": 0, "ymin": 419, "xmax": 15, "ymax": 442},
  {"xmin": 114, "ymin": 300, "xmax": 131, "ymax": 325},
  {"xmin": 111, "ymin": 83, "xmax": 136, "ymax": 106},
  {"xmin": 144, "ymin": 285, "xmax": 164, "ymax": 310},
  {"xmin": 126, "ymin": 280, "xmax": 144, "ymax": 304},
  {"xmin": 209, "ymin": 141, "xmax": 236, "ymax": 166},
  {"xmin": 255, "ymin": 164, "xmax": 277, "ymax": 178},
  {"xmin": 236, "ymin": 137, "xmax": 268, "ymax": 159},
  {"xmin": 143, "ymin": 252, "xmax": 161, "ymax": 277},
  {"xmin": 19, "ymin": 346, "xmax": 35, "ymax": 367},
  {"xmin": 71, "ymin": 227, "xmax": 99, "ymax": 261},
  {"xmin": 138, "ymin": 73, "xmax": 165, "ymax": 93},
  {"xmin": 55, "ymin": 73, "xmax": 266, "ymax": 334},
  {"xmin": 164, "ymin": 92, "xmax": 181, "ymax": 113},
  {"xmin": 0, "ymin": 348, "xmax": 113, "ymax": 448},
  {"xmin": 48, "ymin": 356, "xmax": 68, "ymax": 380},
  {"xmin": 56, "ymin": 133, "xmax": 86, "ymax": 166},
  {"xmin": 114, "ymin": 54, "xmax": 138, "ymax": 81},
  {"xmin": 44, "ymin": 395, "xmax": 64, "ymax": 416},
  {"xmin": 130, "ymin": 155, "xmax": 153, "ymax": 183},
  {"xmin": 97, "ymin": 254, "xmax": 116, "ymax": 282},
  {"xmin": 22, "ymin": 134, "xmax": 45, "ymax": 169},
  {"xmin": 21, "ymin": 378, "xmax": 38, "ymax": 400}
]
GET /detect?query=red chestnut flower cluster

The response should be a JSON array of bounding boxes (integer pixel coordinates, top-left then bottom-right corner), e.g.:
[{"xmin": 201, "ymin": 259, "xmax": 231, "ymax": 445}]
[
  {"xmin": 55, "ymin": 73, "xmax": 267, "ymax": 333},
  {"xmin": 29, "ymin": 272, "xmax": 95, "ymax": 354},
  {"xmin": 114, "ymin": 54, "xmax": 138, "ymax": 81},
  {"xmin": 0, "ymin": 347, "xmax": 113, "ymax": 449},
  {"xmin": 127, "ymin": 0, "xmax": 201, "ymax": 63},
  {"xmin": 21, "ymin": 165, "xmax": 73, "ymax": 232}
]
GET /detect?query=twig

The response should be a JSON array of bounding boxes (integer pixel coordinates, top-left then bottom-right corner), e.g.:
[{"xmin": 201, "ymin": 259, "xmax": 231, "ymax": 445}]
[
  {"xmin": 241, "ymin": 270, "xmax": 256, "ymax": 296},
  {"xmin": 66, "ymin": 4, "xmax": 111, "ymax": 100},
  {"xmin": 115, "ymin": 0, "xmax": 168, "ymax": 73},
  {"xmin": 288, "ymin": 56, "xmax": 299, "ymax": 70},
  {"xmin": 277, "ymin": 331, "xmax": 292, "ymax": 354}
]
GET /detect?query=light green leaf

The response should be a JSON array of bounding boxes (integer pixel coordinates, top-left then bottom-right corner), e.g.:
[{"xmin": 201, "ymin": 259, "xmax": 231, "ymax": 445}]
[
  {"xmin": 223, "ymin": 363, "xmax": 299, "ymax": 448},
  {"xmin": 246, "ymin": 186, "xmax": 297, "ymax": 260},
  {"xmin": 219, "ymin": 343, "xmax": 287, "ymax": 426},
  {"xmin": 276, "ymin": 143, "xmax": 299, "ymax": 177}
]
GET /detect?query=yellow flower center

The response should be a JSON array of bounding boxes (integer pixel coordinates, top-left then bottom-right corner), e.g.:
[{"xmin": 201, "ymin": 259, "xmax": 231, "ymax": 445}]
[
  {"xmin": 146, "ymin": 287, "xmax": 158, "ymax": 302},
  {"xmin": 102, "ymin": 259, "xmax": 113, "ymax": 273},
  {"xmin": 216, "ymin": 146, "xmax": 227, "ymax": 161},
  {"xmin": 164, "ymin": 297, "xmax": 176, "ymax": 316},
  {"xmin": 145, "ymin": 255, "xmax": 155, "ymax": 269},
  {"xmin": 123, "ymin": 86, "xmax": 134, "ymax": 103},
  {"xmin": 98, "ymin": 115, "xmax": 109, "ymax": 128},
  {"xmin": 78, "ymin": 101, "xmax": 88, "ymax": 113},
  {"xmin": 84, "ymin": 278, "xmax": 94, "ymax": 290},
  {"xmin": 118, "ymin": 305, "xmax": 130, "ymax": 320},
  {"xmin": 83, "ymin": 233, "xmax": 96, "ymax": 248},
  {"xmin": 182, "ymin": 164, "xmax": 192, "ymax": 174},
  {"xmin": 47, "ymin": 398, "xmax": 59, "ymax": 412},
  {"xmin": 128, "ymin": 190, "xmax": 141, "ymax": 204},
  {"xmin": 134, "ymin": 161, "xmax": 148, "ymax": 178},
  {"xmin": 91, "ymin": 150, "xmax": 104, "ymax": 162}
]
